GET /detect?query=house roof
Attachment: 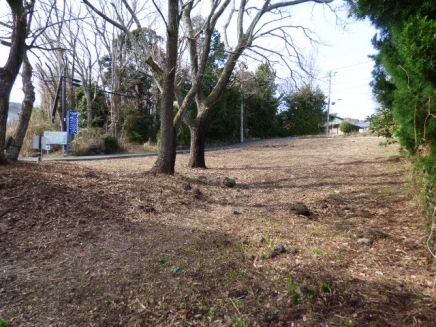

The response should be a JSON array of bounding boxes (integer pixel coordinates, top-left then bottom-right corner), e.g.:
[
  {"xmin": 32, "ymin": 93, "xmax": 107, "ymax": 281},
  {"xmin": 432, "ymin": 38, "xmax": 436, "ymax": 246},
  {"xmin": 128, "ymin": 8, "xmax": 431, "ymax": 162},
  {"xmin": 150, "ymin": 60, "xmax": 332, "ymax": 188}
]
[
  {"xmin": 328, "ymin": 116, "xmax": 368, "ymax": 129},
  {"xmin": 329, "ymin": 117, "xmax": 345, "ymax": 125},
  {"xmin": 356, "ymin": 122, "xmax": 370, "ymax": 128}
]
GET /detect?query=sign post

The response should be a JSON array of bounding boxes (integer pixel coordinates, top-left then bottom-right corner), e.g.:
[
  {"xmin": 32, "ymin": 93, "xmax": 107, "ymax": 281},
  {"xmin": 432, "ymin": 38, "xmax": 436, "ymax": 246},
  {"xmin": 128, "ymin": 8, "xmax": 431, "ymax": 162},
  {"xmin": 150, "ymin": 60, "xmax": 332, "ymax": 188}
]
[
  {"xmin": 32, "ymin": 136, "xmax": 47, "ymax": 161},
  {"xmin": 67, "ymin": 111, "xmax": 79, "ymax": 155}
]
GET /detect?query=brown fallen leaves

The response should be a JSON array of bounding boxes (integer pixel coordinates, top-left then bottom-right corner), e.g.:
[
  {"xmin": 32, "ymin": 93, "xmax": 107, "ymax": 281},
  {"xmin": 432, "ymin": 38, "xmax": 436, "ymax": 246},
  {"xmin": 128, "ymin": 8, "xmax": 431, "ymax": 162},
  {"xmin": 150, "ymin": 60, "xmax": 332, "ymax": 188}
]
[{"xmin": 0, "ymin": 137, "xmax": 435, "ymax": 326}]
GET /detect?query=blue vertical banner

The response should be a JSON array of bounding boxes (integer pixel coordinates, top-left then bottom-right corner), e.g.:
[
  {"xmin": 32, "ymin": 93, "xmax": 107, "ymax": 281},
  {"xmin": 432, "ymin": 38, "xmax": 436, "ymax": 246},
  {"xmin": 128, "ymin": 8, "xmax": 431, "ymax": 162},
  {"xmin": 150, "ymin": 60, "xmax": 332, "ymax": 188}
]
[
  {"xmin": 66, "ymin": 111, "xmax": 79, "ymax": 154},
  {"xmin": 68, "ymin": 111, "xmax": 79, "ymax": 135}
]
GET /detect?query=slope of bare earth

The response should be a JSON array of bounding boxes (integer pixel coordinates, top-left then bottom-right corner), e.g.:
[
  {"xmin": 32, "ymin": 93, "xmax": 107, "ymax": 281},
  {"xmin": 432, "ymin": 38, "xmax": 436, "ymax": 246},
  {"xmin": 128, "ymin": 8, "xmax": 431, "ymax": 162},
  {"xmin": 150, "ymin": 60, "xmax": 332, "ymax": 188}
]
[{"xmin": 1, "ymin": 136, "xmax": 435, "ymax": 327}]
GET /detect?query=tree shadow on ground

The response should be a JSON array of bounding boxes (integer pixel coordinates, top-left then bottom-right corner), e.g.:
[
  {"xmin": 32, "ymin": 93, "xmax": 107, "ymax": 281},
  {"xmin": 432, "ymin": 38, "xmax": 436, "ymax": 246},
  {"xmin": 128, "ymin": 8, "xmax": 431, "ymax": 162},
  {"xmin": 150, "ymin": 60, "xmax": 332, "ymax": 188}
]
[{"xmin": 1, "ymin": 161, "xmax": 434, "ymax": 327}]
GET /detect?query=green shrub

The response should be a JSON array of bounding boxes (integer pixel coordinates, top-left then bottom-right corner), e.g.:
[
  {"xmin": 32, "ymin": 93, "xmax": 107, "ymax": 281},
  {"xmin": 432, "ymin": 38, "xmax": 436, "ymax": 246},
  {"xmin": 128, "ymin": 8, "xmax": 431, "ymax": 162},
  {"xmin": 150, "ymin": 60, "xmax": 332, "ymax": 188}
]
[
  {"xmin": 102, "ymin": 135, "xmax": 119, "ymax": 154},
  {"xmin": 340, "ymin": 121, "xmax": 352, "ymax": 134},
  {"xmin": 128, "ymin": 131, "xmax": 143, "ymax": 143}
]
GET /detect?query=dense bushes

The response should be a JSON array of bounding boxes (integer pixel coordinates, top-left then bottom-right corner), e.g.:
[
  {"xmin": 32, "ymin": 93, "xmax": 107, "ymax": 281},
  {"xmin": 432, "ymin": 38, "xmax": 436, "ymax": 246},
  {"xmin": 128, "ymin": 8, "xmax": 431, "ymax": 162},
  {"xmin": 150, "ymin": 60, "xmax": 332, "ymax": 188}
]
[{"xmin": 340, "ymin": 121, "xmax": 352, "ymax": 134}]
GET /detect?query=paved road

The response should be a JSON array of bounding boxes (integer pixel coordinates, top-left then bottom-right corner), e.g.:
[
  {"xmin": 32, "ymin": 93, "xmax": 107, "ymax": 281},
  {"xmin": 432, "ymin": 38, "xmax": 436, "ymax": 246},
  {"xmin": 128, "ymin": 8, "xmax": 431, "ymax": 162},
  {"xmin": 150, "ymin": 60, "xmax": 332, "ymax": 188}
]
[{"xmin": 19, "ymin": 137, "xmax": 295, "ymax": 162}]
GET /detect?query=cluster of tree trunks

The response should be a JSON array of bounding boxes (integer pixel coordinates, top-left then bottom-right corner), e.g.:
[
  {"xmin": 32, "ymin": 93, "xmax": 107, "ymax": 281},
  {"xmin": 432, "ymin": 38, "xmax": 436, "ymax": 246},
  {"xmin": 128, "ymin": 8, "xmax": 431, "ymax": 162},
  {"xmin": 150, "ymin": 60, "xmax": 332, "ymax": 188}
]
[{"xmin": 0, "ymin": 0, "xmax": 30, "ymax": 163}]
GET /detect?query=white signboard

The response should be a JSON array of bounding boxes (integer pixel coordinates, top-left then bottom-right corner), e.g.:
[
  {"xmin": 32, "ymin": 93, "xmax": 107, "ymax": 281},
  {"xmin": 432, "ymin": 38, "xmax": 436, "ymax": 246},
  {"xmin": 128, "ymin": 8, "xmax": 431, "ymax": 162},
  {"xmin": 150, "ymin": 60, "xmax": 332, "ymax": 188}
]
[
  {"xmin": 43, "ymin": 131, "xmax": 67, "ymax": 145},
  {"xmin": 32, "ymin": 136, "xmax": 47, "ymax": 149}
]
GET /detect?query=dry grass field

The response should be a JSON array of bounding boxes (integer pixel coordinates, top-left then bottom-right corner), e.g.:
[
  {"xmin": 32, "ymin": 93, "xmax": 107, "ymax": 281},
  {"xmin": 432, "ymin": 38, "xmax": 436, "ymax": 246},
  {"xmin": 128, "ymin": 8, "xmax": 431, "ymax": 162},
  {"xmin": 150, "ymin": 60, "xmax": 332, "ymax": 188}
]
[{"xmin": 1, "ymin": 136, "xmax": 435, "ymax": 326}]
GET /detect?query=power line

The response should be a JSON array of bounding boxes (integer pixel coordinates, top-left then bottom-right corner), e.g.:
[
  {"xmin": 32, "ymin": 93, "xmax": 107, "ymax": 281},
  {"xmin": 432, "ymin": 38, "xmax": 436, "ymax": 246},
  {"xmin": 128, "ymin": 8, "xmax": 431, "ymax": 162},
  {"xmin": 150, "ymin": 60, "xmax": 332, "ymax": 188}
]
[
  {"xmin": 333, "ymin": 77, "xmax": 373, "ymax": 86},
  {"xmin": 333, "ymin": 83, "xmax": 373, "ymax": 92},
  {"xmin": 316, "ymin": 61, "xmax": 374, "ymax": 85},
  {"xmin": 331, "ymin": 60, "xmax": 373, "ymax": 72}
]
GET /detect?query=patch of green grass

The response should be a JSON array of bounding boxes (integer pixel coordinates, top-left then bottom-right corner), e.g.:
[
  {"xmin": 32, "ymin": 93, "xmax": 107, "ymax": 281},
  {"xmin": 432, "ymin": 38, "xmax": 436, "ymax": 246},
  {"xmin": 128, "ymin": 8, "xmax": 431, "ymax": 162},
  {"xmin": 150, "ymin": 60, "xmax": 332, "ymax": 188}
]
[
  {"xmin": 287, "ymin": 274, "xmax": 296, "ymax": 295},
  {"xmin": 0, "ymin": 318, "xmax": 9, "ymax": 327},
  {"xmin": 233, "ymin": 299, "xmax": 244, "ymax": 311},
  {"xmin": 312, "ymin": 248, "xmax": 321, "ymax": 254},
  {"xmin": 265, "ymin": 232, "xmax": 272, "ymax": 246},
  {"xmin": 213, "ymin": 242, "xmax": 223, "ymax": 249},
  {"xmin": 269, "ymin": 307, "xmax": 278, "ymax": 314},
  {"xmin": 149, "ymin": 255, "xmax": 171, "ymax": 266},
  {"xmin": 307, "ymin": 287, "xmax": 317, "ymax": 299},
  {"xmin": 286, "ymin": 274, "xmax": 302, "ymax": 304},
  {"xmin": 226, "ymin": 267, "xmax": 240, "ymax": 284},
  {"xmin": 319, "ymin": 281, "xmax": 335, "ymax": 293},
  {"xmin": 292, "ymin": 294, "xmax": 302, "ymax": 304},
  {"xmin": 94, "ymin": 285, "xmax": 104, "ymax": 292},
  {"xmin": 198, "ymin": 305, "xmax": 208, "ymax": 312},
  {"xmin": 231, "ymin": 317, "xmax": 250, "ymax": 327},
  {"xmin": 208, "ymin": 307, "xmax": 217, "ymax": 319}
]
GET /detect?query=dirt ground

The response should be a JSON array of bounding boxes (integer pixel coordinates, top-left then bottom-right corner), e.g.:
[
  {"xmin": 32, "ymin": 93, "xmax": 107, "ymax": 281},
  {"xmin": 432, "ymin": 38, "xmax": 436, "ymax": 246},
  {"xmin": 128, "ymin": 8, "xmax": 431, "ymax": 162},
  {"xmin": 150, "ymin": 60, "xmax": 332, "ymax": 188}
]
[{"xmin": 1, "ymin": 136, "xmax": 435, "ymax": 327}]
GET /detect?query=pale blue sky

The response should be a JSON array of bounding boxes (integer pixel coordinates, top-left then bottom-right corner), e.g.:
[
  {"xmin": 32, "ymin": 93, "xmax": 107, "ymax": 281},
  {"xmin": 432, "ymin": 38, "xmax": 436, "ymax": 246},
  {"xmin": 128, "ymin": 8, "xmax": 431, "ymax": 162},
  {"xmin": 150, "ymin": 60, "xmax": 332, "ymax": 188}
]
[{"xmin": 316, "ymin": 18, "xmax": 378, "ymax": 121}]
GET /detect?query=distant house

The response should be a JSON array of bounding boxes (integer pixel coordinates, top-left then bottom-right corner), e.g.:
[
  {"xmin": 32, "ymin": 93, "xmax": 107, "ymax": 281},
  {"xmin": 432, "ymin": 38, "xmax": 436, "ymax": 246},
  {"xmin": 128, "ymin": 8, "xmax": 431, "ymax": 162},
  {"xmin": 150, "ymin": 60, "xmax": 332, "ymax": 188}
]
[
  {"xmin": 327, "ymin": 115, "xmax": 368, "ymax": 135},
  {"xmin": 356, "ymin": 122, "xmax": 370, "ymax": 132}
]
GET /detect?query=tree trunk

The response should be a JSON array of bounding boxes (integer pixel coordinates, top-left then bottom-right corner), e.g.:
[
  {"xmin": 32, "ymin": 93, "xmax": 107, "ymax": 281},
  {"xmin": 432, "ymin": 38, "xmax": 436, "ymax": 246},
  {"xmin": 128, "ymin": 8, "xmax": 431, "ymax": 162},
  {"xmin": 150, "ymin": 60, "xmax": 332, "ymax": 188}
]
[
  {"xmin": 109, "ymin": 92, "xmax": 120, "ymax": 136},
  {"xmin": 188, "ymin": 115, "xmax": 208, "ymax": 168},
  {"xmin": 0, "ymin": 1, "xmax": 28, "ymax": 164},
  {"xmin": 149, "ymin": 0, "xmax": 179, "ymax": 175},
  {"xmin": 6, "ymin": 54, "xmax": 35, "ymax": 160},
  {"xmin": 85, "ymin": 87, "xmax": 93, "ymax": 128}
]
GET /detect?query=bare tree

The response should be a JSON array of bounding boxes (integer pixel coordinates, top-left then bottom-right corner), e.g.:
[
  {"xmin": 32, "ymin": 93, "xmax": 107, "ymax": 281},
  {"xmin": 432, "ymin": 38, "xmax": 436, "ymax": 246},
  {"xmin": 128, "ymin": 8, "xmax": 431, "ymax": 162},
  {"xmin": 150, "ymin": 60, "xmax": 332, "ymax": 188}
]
[
  {"xmin": 83, "ymin": 0, "xmax": 180, "ymax": 173},
  {"xmin": 0, "ymin": 0, "xmax": 34, "ymax": 164},
  {"xmin": 32, "ymin": 0, "xmax": 71, "ymax": 130},
  {"xmin": 83, "ymin": 0, "xmax": 334, "ymax": 173},
  {"xmin": 64, "ymin": 8, "xmax": 103, "ymax": 128},
  {"xmin": 6, "ymin": 52, "xmax": 34, "ymax": 159},
  {"xmin": 2, "ymin": 0, "xmax": 69, "ymax": 160},
  {"xmin": 181, "ymin": 0, "xmax": 334, "ymax": 168},
  {"xmin": 148, "ymin": 0, "xmax": 180, "ymax": 174}
]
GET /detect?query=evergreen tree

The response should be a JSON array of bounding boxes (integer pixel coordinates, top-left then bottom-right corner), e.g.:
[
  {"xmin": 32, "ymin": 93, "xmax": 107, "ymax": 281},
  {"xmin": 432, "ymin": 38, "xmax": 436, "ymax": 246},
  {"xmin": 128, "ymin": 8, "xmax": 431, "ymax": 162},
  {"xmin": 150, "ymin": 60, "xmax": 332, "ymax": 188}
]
[
  {"xmin": 346, "ymin": 0, "xmax": 436, "ymax": 157},
  {"xmin": 280, "ymin": 84, "xmax": 326, "ymax": 136},
  {"xmin": 244, "ymin": 64, "xmax": 279, "ymax": 138},
  {"xmin": 75, "ymin": 84, "xmax": 109, "ymax": 128}
]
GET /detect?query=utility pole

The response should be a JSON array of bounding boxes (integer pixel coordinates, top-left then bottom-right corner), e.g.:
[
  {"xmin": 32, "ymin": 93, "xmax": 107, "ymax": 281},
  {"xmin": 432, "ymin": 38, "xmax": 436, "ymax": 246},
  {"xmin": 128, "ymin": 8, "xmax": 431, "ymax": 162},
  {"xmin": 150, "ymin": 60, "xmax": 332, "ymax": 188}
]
[
  {"xmin": 239, "ymin": 62, "xmax": 246, "ymax": 143},
  {"xmin": 326, "ymin": 71, "xmax": 335, "ymax": 135},
  {"xmin": 239, "ymin": 62, "xmax": 255, "ymax": 143},
  {"xmin": 61, "ymin": 66, "xmax": 67, "ymax": 133},
  {"xmin": 241, "ymin": 80, "xmax": 244, "ymax": 143}
]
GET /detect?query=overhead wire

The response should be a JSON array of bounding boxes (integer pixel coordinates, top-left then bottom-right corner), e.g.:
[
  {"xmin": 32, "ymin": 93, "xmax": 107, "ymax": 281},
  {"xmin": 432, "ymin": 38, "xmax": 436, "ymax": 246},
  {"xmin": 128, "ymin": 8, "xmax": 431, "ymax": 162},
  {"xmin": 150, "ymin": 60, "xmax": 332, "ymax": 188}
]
[{"xmin": 331, "ymin": 60, "xmax": 373, "ymax": 72}]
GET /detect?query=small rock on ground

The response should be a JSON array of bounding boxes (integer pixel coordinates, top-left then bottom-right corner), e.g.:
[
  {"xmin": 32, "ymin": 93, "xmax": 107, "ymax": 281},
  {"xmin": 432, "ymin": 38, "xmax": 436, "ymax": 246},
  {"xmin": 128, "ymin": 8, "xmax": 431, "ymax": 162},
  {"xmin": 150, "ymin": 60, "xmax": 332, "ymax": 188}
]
[
  {"xmin": 181, "ymin": 182, "xmax": 192, "ymax": 190},
  {"xmin": 271, "ymin": 243, "xmax": 287, "ymax": 258},
  {"xmin": 289, "ymin": 203, "xmax": 312, "ymax": 217},
  {"xmin": 223, "ymin": 177, "xmax": 236, "ymax": 188}
]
